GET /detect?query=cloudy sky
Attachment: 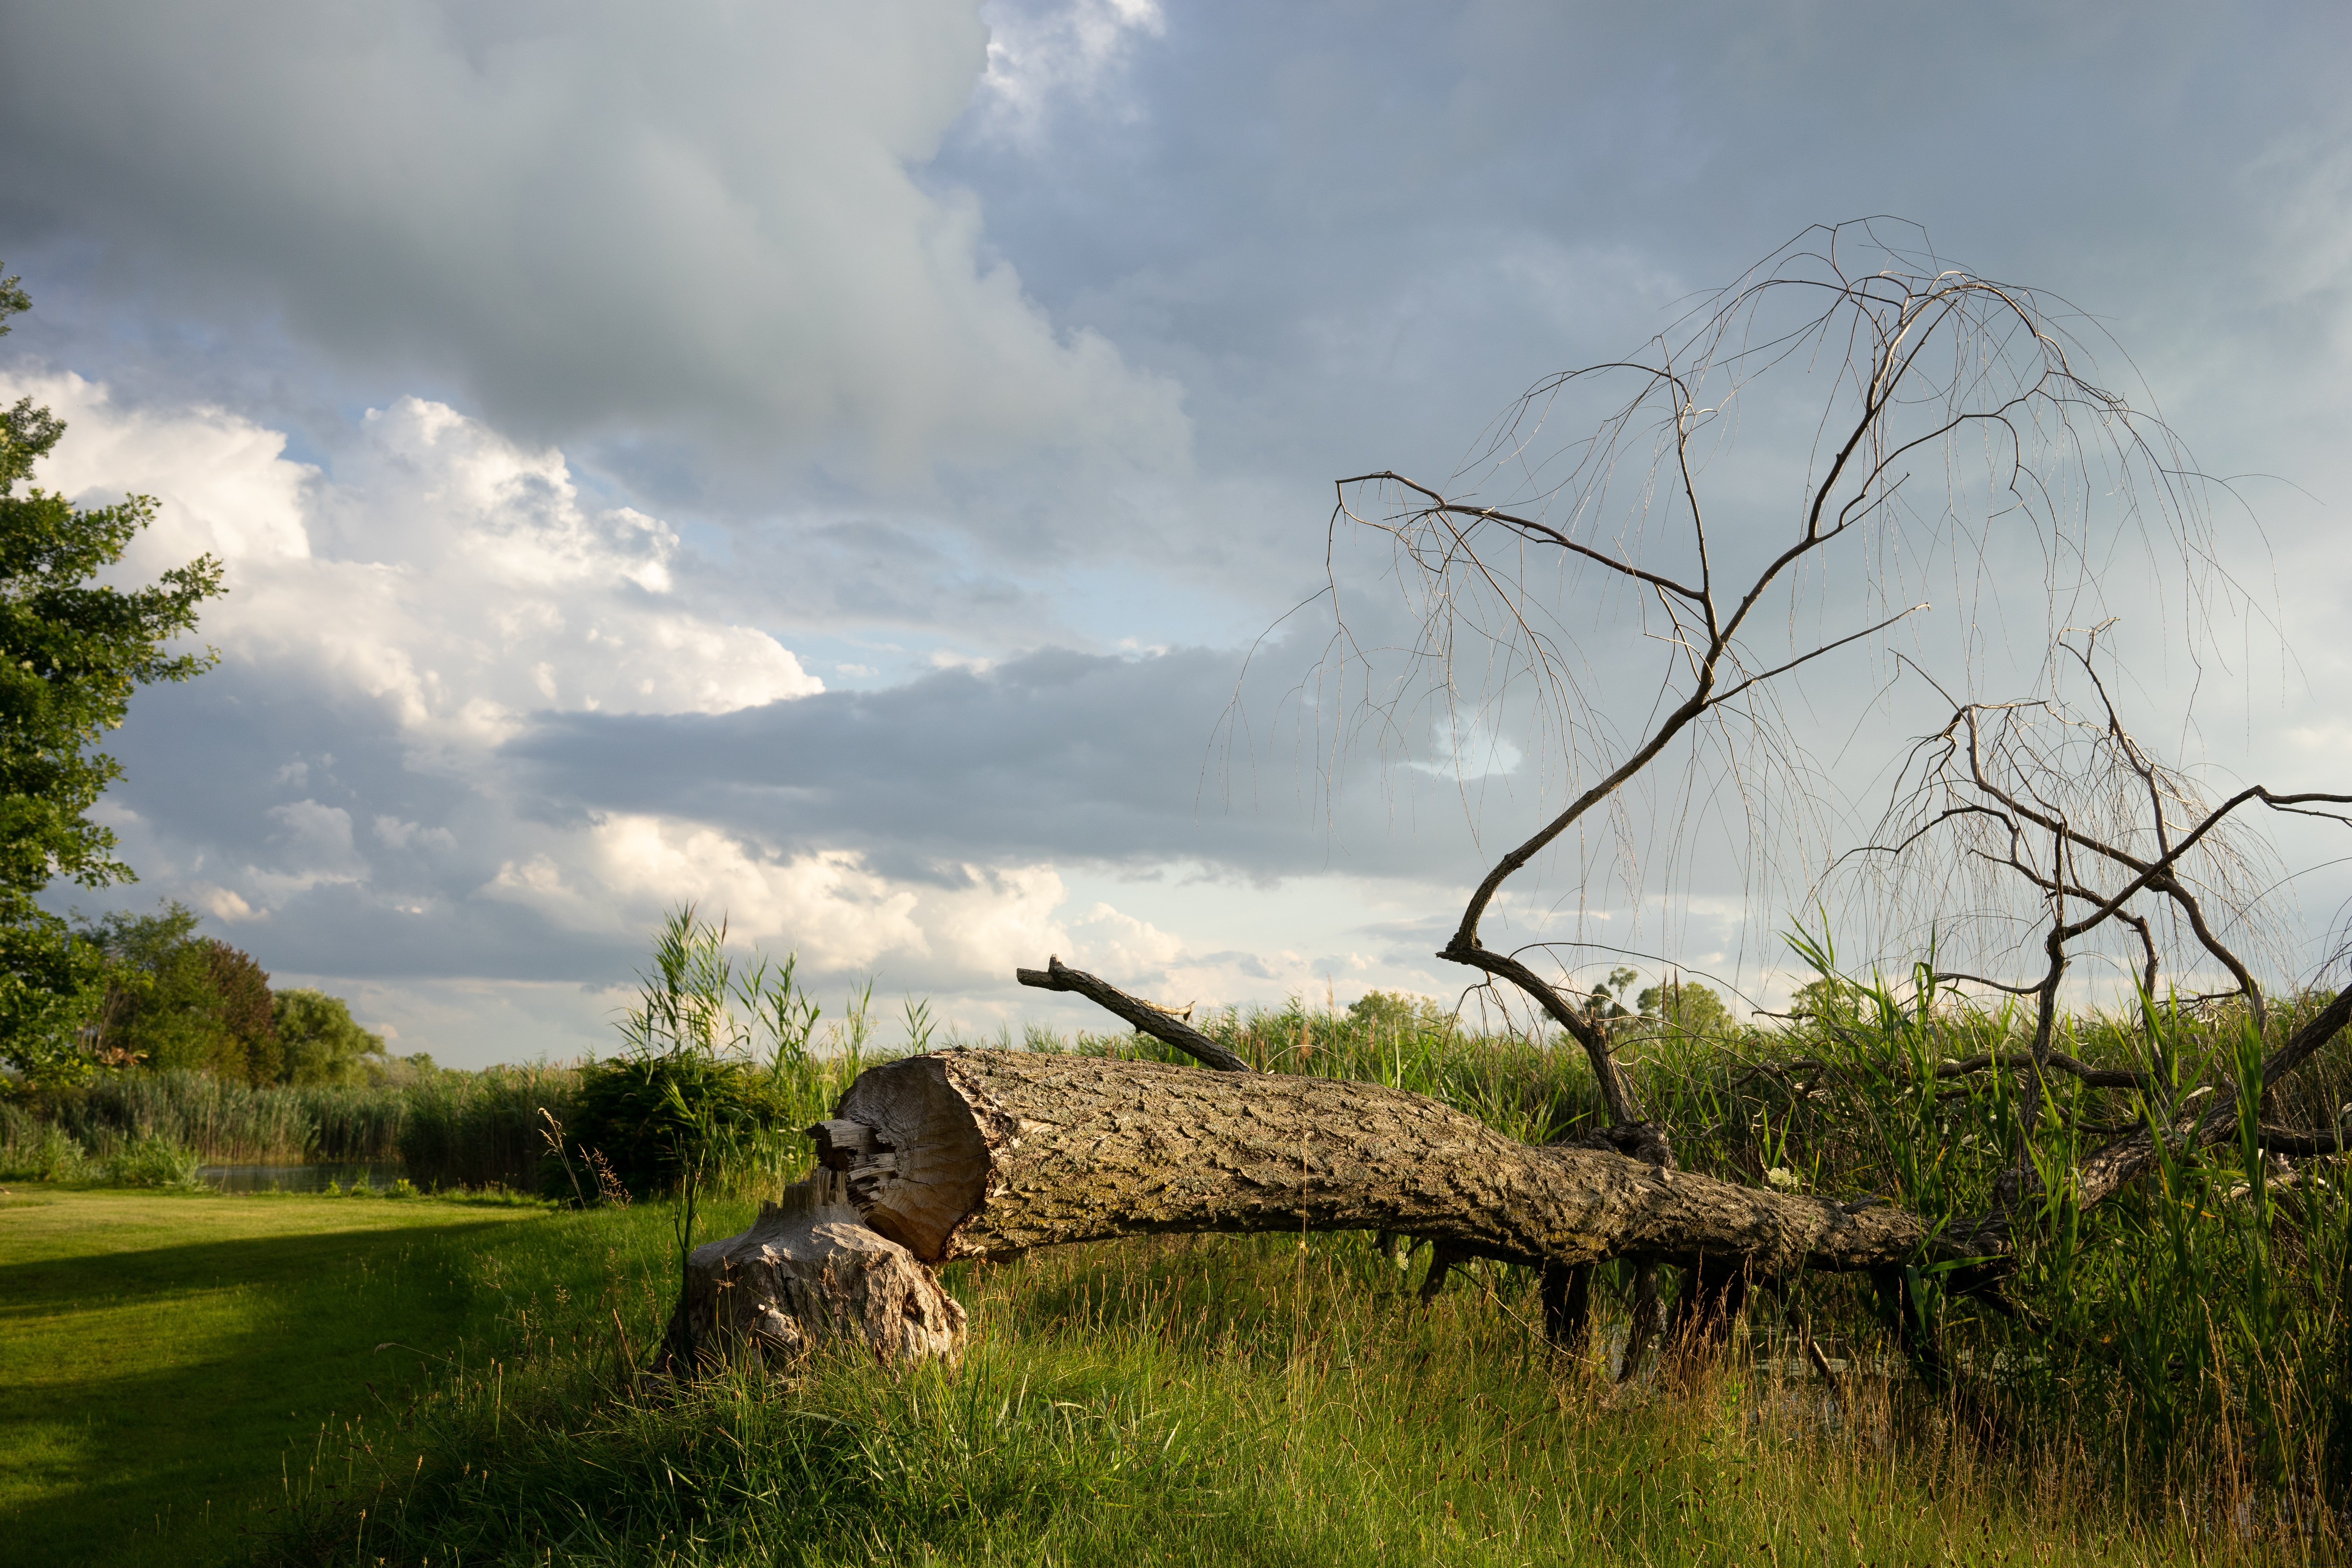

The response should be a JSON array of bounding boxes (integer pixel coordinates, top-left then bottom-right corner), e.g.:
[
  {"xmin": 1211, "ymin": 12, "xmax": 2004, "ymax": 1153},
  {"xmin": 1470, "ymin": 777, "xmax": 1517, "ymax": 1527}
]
[{"xmin": 3, "ymin": 1, "xmax": 2348, "ymax": 1064}]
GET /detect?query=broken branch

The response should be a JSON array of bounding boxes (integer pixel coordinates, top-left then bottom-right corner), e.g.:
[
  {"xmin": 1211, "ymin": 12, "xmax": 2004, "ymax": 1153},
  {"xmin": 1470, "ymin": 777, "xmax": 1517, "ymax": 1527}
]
[{"xmin": 1014, "ymin": 955, "xmax": 1250, "ymax": 1073}]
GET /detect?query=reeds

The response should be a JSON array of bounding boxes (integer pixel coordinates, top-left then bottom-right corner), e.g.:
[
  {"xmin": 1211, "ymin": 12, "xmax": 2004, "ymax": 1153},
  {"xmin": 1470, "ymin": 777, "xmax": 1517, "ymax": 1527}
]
[{"xmin": 3, "ymin": 1065, "xmax": 589, "ymax": 1189}]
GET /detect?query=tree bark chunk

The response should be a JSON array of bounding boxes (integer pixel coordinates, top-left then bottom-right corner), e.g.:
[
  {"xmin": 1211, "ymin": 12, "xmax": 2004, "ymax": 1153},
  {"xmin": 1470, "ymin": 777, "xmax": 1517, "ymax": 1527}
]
[
  {"xmin": 661, "ymin": 1167, "xmax": 967, "ymax": 1370},
  {"xmin": 829, "ymin": 1049, "xmax": 1929, "ymax": 1275}
]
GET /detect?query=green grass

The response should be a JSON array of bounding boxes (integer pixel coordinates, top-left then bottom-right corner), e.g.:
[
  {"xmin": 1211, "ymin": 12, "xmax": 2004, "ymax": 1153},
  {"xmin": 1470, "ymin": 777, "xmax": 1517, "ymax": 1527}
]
[
  {"xmin": 269, "ymin": 1226, "xmax": 2252, "ymax": 1567},
  {"xmin": 8, "ymin": 1181, "xmax": 2338, "ymax": 1566},
  {"xmin": 0, "ymin": 1187, "xmax": 620, "ymax": 1567},
  {"xmin": 9, "ymin": 972, "xmax": 2352, "ymax": 1564}
]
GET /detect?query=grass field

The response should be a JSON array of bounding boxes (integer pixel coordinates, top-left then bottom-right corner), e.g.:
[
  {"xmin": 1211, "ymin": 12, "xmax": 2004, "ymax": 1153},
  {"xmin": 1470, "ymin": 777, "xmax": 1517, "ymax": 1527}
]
[
  {"xmin": 268, "ymin": 1222, "xmax": 2250, "ymax": 1567},
  {"xmin": 0, "ymin": 1187, "xmax": 683, "ymax": 1568},
  {"xmin": 8, "ymin": 967, "xmax": 2350, "ymax": 1564},
  {"xmin": 3, "ymin": 1181, "xmax": 2336, "ymax": 1566}
]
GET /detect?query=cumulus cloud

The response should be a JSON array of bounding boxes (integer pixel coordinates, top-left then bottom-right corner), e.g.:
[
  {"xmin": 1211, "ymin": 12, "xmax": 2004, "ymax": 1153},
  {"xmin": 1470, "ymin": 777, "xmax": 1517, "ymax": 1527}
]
[
  {"xmin": 0, "ymin": 0, "xmax": 1188, "ymax": 482},
  {"xmin": 12, "ymin": 364, "xmax": 1809, "ymax": 1030},
  {"xmin": 19, "ymin": 374, "xmax": 825, "ymax": 758}
]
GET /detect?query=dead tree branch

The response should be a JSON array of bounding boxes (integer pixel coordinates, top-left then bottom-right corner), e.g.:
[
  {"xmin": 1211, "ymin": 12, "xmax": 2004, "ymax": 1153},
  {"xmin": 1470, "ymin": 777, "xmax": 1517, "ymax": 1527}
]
[{"xmin": 1016, "ymin": 955, "xmax": 1250, "ymax": 1073}]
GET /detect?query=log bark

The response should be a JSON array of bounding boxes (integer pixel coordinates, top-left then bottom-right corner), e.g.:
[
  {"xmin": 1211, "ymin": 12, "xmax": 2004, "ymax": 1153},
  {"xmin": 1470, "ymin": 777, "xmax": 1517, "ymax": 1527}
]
[
  {"xmin": 814, "ymin": 1048, "xmax": 1931, "ymax": 1276},
  {"xmin": 659, "ymin": 1167, "xmax": 967, "ymax": 1371}
]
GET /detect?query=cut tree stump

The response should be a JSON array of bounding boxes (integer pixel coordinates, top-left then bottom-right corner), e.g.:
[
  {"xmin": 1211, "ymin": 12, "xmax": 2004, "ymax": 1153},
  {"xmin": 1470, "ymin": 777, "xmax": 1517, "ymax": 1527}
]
[{"xmin": 660, "ymin": 1166, "xmax": 967, "ymax": 1371}]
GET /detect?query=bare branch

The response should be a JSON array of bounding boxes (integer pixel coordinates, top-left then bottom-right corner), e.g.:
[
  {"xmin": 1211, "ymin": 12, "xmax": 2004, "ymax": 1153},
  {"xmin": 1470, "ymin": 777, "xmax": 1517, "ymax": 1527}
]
[{"xmin": 1015, "ymin": 956, "xmax": 1250, "ymax": 1074}]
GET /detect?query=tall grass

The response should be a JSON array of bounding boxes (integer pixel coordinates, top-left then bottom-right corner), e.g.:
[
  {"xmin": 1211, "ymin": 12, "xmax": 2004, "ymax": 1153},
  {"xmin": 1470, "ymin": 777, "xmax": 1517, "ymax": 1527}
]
[
  {"xmin": 34, "ymin": 1069, "xmax": 326, "ymax": 1162},
  {"xmin": 2, "ymin": 1064, "xmax": 595, "ymax": 1189},
  {"xmin": 271, "ymin": 1218, "xmax": 2308, "ymax": 1566},
  {"xmin": 20, "ymin": 958, "xmax": 2352, "ymax": 1544},
  {"xmin": 1050, "ymin": 978, "xmax": 2352, "ymax": 1525},
  {"xmin": 0, "ymin": 1100, "xmax": 202, "ymax": 1186},
  {"xmin": 395, "ymin": 1064, "xmax": 585, "ymax": 1190},
  {"xmin": 1, "ymin": 1048, "xmax": 874, "ymax": 1197}
]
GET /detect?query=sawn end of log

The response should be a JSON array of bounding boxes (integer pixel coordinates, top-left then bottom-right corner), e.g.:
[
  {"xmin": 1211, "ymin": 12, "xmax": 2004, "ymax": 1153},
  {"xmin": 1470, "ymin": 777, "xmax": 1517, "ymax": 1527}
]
[{"xmin": 818, "ymin": 1049, "xmax": 1953, "ymax": 1278}]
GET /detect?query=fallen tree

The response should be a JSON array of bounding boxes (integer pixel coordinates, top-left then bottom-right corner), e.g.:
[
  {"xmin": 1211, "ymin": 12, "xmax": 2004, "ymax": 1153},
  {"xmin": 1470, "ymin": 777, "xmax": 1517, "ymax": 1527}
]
[
  {"xmin": 668, "ymin": 969, "xmax": 2351, "ymax": 1369},
  {"xmin": 667, "ymin": 225, "xmax": 2352, "ymax": 1377},
  {"xmin": 666, "ymin": 1042, "xmax": 1924, "ymax": 1367},
  {"xmin": 808, "ymin": 1048, "xmax": 1924, "ymax": 1273}
]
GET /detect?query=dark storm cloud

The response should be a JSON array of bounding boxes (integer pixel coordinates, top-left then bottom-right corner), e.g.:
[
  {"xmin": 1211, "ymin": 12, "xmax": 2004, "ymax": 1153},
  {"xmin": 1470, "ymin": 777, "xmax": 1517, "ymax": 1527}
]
[
  {"xmin": 0, "ymin": 0, "xmax": 1185, "ymax": 482},
  {"xmin": 502, "ymin": 644, "xmax": 1489, "ymax": 882},
  {"xmin": 85, "ymin": 662, "xmax": 643, "ymax": 982},
  {"xmin": 955, "ymin": 1, "xmax": 2352, "ymax": 497}
]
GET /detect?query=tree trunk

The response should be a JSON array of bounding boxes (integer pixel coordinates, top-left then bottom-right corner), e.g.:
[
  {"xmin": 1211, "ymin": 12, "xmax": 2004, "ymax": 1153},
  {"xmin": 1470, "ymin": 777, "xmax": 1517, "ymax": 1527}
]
[
  {"xmin": 659, "ymin": 1166, "xmax": 967, "ymax": 1372},
  {"xmin": 811, "ymin": 1049, "xmax": 1929, "ymax": 1276}
]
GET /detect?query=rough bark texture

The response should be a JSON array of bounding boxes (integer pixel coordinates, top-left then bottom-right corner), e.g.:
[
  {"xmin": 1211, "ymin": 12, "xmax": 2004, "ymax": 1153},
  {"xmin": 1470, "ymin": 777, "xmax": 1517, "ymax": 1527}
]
[
  {"xmin": 661, "ymin": 1167, "xmax": 967, "ymax": 1370},
  {"xmin": 817, "ymin": 1049, "xmax": 1929, "ymax": 1275}
]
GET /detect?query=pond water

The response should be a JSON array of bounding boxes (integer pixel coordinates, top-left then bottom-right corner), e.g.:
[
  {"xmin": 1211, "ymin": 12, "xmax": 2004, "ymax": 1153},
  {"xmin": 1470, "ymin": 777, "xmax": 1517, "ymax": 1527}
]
[{"xmin": 196, "ymin": 1162, "xmax": 407, "ymax": 1194}]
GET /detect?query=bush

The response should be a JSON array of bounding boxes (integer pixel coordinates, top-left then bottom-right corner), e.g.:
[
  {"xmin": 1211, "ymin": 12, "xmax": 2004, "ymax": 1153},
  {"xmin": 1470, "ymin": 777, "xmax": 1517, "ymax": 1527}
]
[
  {"xmin": 0, "ymin": 1106, "xmax": 88, "ymax": 1180},
  {"xmin": 99, "ymin": 1133, "xmax": 199, "ymax": 1188},
  {"xmin": 557, "ymin": 1054, "xmax": 797, "ymax": 1202}
]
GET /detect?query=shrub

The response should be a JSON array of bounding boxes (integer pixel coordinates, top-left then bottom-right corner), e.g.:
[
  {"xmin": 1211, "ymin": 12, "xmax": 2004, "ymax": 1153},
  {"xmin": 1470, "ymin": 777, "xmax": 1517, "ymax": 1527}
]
[
  {"xmin": 0, "ymin": 1108, "xmax": 88, "ymax": 1181},
  {"xmin": 559, "ymin": 1053, "xmax": 797, "ymax": 1201},
  {"xmin": 100, "ymin": 1133, "xmax": 199, "ymax": 1188}
]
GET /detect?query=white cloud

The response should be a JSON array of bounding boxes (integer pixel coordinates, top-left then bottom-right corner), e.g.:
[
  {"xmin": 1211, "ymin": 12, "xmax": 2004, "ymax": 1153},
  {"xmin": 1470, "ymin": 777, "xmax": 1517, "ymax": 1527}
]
[
  {"xmin": 976, "ymin": 0, "xmax": 1166, "ymax": 143},
  {"xmin": 267, "ymin": 800, "xmax": 359, "ymax": 865},
  {"xmin": 1407, "ymin": 715, "xmax": 1524, "ymax": 781},
  {"xmin": 928, "ymin": 648, "xmax": 1000, "ymax": 673},
  {"xmin": 482, "ymin": 811, "xmax": 1091, "ymax": 991},
  {"xmin": 9, "ymin": 371, "xmax": 1265, "ymax": 1017},
  {"xmin": 190, "ymin": 884, "xmax": 260, "ymax": 924},
  {"xmin": 374, "ymin": 816, "xmax": 457, "ymax": 853},
  {"xmin": 14, "ymin": 373, "xmax": 824, "ymax": 766}
]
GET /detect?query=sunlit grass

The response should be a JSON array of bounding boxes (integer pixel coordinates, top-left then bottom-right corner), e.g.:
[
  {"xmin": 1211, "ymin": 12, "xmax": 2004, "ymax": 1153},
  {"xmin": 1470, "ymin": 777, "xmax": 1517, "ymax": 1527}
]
[
  {"xmin": 0, "ymin": 1188, "xmax": 569, "ymax": 1567},
  {"xmin": 272, "ymin": 1225, "xmax": 2256, "ymax": 1567}
]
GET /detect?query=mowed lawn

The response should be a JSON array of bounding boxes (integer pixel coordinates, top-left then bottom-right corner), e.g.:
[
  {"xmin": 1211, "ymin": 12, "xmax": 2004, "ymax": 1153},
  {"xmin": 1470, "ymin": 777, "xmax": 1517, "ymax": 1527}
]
[{"xmin": 0, "ymin": 1187, "xmax": 557, "ymax": 1567}]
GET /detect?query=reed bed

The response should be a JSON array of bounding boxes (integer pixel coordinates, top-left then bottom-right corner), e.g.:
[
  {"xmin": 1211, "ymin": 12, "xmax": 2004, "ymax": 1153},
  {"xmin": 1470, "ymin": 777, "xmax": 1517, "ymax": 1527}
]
[{"xmin": 2, "ymin": 1065, "xmax": 589, "ymax": 1189}]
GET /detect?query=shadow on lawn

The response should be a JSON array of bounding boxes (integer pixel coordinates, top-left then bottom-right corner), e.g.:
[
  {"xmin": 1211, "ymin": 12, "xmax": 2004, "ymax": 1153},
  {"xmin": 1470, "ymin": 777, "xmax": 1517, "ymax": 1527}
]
[{"xmin": 0, "ymin": 1218, "xmax": 522, "ymax": 1568}]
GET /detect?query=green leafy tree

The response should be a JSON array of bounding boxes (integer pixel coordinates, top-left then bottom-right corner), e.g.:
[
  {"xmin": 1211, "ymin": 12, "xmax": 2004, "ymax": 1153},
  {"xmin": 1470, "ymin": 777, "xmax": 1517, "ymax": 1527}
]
[
  {"xmin": 83, "ymin": 903, "xmax": 278, "ymax": 1083},
  {"xmin": 0, "ymin": 267, "xmax": 225, "ymax": 1084},
  {"xmin": 205, "ymin": 938, "xmax": 279, "ymax": 1082},
  {"xmin": 1583, "ymin": 965, "xmax": 1641, "ymax": 1035},
  {"xmin": 271, "ymin": 987, "xmax": 385, "ymax": 1086},
  {"xmin": 1346, "ymin": 989, "xmax": 1455, "ymax": 1039},
  {"xmin": 1633, "ymin": 977, "xmax": 1736, "ymax": 1042}
]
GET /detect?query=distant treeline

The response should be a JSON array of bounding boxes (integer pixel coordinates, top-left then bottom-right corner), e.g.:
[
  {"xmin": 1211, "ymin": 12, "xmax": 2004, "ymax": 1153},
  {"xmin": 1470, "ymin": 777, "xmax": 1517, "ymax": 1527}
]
[{"xmin": 72, "ymin": 900, "xmax": 421, "ymax": 1087}]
